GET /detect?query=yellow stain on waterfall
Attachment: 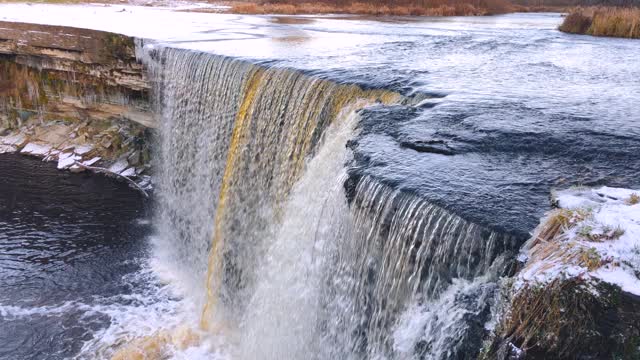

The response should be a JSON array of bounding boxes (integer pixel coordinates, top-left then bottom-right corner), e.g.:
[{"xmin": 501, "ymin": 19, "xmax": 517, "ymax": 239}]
[
  {"xmin": 201, "ymin": 67, "xmax": 266, "ymax": 331},
  {"xmin": 199, "ymin": 70, "xmax": 404, "ymax": 333}
]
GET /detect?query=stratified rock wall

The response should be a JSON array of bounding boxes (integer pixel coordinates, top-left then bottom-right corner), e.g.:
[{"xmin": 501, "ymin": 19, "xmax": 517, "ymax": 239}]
[
  {"xmin": 0, "ymin": 22, "xmax": 153, "ymax": 189},
  {"xmin": 0, "ymin": 21, "xmax": 151, "ymax": 127}
]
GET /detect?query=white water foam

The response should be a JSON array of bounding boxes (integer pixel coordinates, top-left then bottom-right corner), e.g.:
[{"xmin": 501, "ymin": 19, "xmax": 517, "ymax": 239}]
[
  {"xmin": 392, "ymin": 276, "xmax": 497, "ymax": 359},
  {"xmin": 235, "ymin": 104, "xmax": 362, "ymax": 359}
]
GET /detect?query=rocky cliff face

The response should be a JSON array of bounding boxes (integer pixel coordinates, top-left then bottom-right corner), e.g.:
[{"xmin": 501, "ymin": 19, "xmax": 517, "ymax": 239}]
[{"xmin": 0, "ymin": 21, "xmax": 153, "ymax": 189}]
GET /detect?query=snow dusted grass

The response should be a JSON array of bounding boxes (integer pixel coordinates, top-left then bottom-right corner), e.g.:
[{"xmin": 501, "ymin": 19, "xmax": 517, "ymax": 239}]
[
  {"xmin": 491, "ymin": 278, "xmax": 609, "ymax": 358},
  {"xmin": 516, "ymin": 186, "xmax": 640, "ymax": 295},
  {"xmin": 481, "ymin": 187, "xmax": 640, "ymax": 358}
]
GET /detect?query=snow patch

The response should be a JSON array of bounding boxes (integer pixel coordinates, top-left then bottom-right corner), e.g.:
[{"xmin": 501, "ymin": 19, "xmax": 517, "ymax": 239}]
[
  {"xmin": 120, "ymin": 167, "xmax": 136, "ymax": 177},
  {"xmin": 74, "ymin": 144, "xmax": 94, "ymax": 155},
  {"xmin": 57, "ymin": 152, "xmax": 80, "ymax": 169},
  {"xmin": 83, "ymin": 157, "xmax": 102, "ymax": 166},
  {"xmin": 108, "ymin": 159, "xmax": 129, "ymax": 174},
  {"xmin": 0, "ymin": 144, "xmax": 17, "ymax": 153},
  {"xmin": 1, "ymin": 133, "xmax": 27, "ymax": 147},
  {"xmin": 519, "ymin": 186, "xmax": 640, "ymax": 296},
  {"xmin": 20, "ymin": 142, "xmax": 52, "ymax": 156}
]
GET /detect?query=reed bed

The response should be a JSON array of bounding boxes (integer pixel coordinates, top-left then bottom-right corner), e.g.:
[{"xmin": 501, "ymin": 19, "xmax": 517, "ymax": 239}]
[
  {"xmin": 231, "ymin": 0, "xmax": 513, "ymax": 16},
  {"xmin": 559, "ymin": 6, "xmax": 640, "ymax": 38}
]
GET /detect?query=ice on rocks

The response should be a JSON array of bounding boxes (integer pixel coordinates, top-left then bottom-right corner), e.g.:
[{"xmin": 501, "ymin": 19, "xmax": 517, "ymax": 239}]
[
  {"xmin": 1, "ymin": 134, "xmax": 27, "ymax": 147},
  {"xmin": 1, "ymin": 119, "xmax": 149, "ymax": 194},
  {"xmin": 0, "ymin": 145, "xmax": 17, "ymax": 154},
  {"xmin": 44, "ymin": 149, "xmax": 61, "ymax": 161},
  {"xmin": 554, "ymin": 186, "xmax": 638, "ymax": 208},
  {"xmin": 74, "ymin": 144, "xmax": 94, "ymax": 155}
]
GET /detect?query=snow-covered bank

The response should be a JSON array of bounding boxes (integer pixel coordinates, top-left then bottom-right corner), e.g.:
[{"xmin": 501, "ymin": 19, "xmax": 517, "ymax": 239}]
[
  {"xmin": 483, "ymin": 186, "xmax": 640, "ymax": 359},
  {"xmin": 517, "ymin": 186, "xmax": 640, "ymax": 295},
  {"xmin": 0, "ymin": 119, "xmax": 152, "ymax": 191}
]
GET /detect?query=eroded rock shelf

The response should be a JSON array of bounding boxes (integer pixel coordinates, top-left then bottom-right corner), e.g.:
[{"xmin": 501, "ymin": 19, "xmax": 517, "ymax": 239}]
[{"xmin": 0, "ymin": 21, "xmax": 153, "ymax": 189}]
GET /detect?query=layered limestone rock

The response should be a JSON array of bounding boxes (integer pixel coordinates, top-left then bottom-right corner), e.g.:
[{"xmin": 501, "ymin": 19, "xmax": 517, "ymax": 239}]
[{"xmin": 0, "ymin": 21, "xmax": 153, "ymax": 190}]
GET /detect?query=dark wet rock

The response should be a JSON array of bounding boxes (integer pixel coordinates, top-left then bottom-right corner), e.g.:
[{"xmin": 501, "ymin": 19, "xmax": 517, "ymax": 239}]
[
  {"xmin": 400, "ymin": 139, "xmax": 455, "ymax": 155},
  {"xmin": 483, "ymin": 280, "xmax": 640, "ymax": 360},
  {"xmin": 127, "ymin": 150, "xmax": 141, "ymax": 166}
]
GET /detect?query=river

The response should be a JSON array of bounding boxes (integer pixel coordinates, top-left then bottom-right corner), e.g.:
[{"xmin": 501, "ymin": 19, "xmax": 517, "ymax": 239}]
[{"xmin": 0, "ymin": 6, "xmax": 639, "ymax": 360}]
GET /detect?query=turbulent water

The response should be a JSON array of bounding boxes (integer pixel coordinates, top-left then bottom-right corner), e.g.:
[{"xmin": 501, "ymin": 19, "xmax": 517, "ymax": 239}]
[
  {"xmin": 0, "ymin": 155, "xmax": 160, "ymax": 359},
  {"xmin": 134, "ymin": 44, "xmax": 520, "ymax": 359},
  {"xmin": 0, "ymin": 10, "xmax": 639, "ymax": 360}
]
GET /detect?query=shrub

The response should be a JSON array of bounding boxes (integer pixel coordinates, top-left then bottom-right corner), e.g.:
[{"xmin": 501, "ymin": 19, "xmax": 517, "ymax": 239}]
[
  {"xmin": 559, "ymin": 11, "xmax": 593, "ymax": 33},
  {"xmin": 626, "ymin": 193, "xmax": 640, "ymax": 205},
  {"xmin": 560, "ymin": 7, "xmax": 640, "ymax": 39}
]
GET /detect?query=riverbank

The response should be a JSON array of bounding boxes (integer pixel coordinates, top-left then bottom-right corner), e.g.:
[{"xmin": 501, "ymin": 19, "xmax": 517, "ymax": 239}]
[
  {"xmin": 559, "ymin": 7, "xmax": 640, "ymax": 38},
  {"xmin": 483, "ymin": 186, "xmax": 640, "ymax": 359},
  {"xmin": 0, "ymin": 0, "xmax": 623, "ymax": 19},
  {"xmin": 228, "ymin": 0, "xmax": 513, "ymax": 16},
  {"xmin": 0, "ymin": 21, "xmax": 153, "ymax": 192},
  {"xmin": 0, "ymin": 0, "xmax": 559, "ymax": 16}
]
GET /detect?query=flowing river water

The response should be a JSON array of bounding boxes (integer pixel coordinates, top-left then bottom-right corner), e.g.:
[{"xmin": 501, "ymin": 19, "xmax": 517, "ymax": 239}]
[{"xmin": 0, "ymin": 5, "xmax": 639, "ymax": 359}]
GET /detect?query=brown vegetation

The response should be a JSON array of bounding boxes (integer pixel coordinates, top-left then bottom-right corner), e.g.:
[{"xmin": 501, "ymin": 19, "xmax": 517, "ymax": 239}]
[
  {"xmin": 480, "ymin": 203, "xmax": 640, "ymax": 359},
  {"xmin": 559, "ymin": 6, "xmax": 640, "ymax": 38},
  {"xmin": 486, "ymin": 279, "xmax": 618, "ymax": 358},
  {"xmin": 626, "ymin": 193, "xmax": 640, "ymax": 205},
  {"xmin": 231, "ymin": 0, "xmax": 514, "ymax": 16}
]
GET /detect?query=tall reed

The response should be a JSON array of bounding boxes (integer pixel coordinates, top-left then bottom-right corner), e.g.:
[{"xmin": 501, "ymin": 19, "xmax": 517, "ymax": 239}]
[
  {"xmin": 560, "ymin": 7, "xmax": 640, "ymax": 38},
  {"xmin": 231, "ymin": 0, "xmax": 513, "ymax": 16}
]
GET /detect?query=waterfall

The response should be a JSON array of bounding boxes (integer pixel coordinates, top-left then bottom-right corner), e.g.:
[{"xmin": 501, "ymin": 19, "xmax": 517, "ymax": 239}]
[
  {"xmin": 145, "ymin": 47, "xmax": 251, "ymax": 295},
  {"xmin": 138, "ymin": 43, "xmax": 518, "ymax": 359},
  {"xmin": 316, "ymin": 177, "xmax": 515, "ymax": 359}
]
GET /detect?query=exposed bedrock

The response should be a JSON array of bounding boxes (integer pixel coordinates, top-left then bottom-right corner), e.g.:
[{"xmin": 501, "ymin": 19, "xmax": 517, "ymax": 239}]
[{"xmin": 0, "ymin": 22, "xmax": 153, "ymax": 189}]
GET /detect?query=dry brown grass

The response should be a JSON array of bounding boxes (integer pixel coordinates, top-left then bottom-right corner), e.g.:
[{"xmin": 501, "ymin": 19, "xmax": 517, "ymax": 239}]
[
  {"xmin": 626, "ymin": 193, "xmax": 640, "ymax": 205},
  {"xmin": 559, "ymin": 6, "xmax": 640, "ymax": 38},
  {"xmin": 529, "ymin": 208, "xmax": 591, "ymax": 247},
  {"xmin": 494, "ymin": 278, "xmax": 610, "ymax": 358},
  {"xmin": 231, "ymin": 0, "xmax": 513, "ymax": 16},
  {"xmin": 0, "ymin": 0, "xmax": 512, "ymax": 15}
]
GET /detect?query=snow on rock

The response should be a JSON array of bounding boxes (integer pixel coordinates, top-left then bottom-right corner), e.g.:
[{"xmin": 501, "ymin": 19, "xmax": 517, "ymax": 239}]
[
  {"xmin": 108, "ymin": 158, "xmax": 129, "ymax": 174},
  {"xmin": 0, "ymin": 144, "xmax": 17, "ymax": 154},
  {"xmin": 82, "ymin": 157, "xmax": 101, "ymax": 166},
  {"xmin": 1, "ymin": 120, "xmax": 150, "ymax": 193},
  {"xmin": 554, "ymin": 186, "xmax": 639, "ymax": 209},
  {"xmin": 44, "ymin": 149, "xmax": 61, "ymax": 161},
  {"xmin": 74, "ymin": 144, "xmax": 94, "ymax": 156},
  {"xmin": 0, "ymin": 134, "xmax": 27, "ymax": 147},
  {"xmin": 120, "ymin": 167, "xmax": 136, "ymax": 177},
  {"xmin": 20, "ymin": 142, "xmax": 52, "ymax": 157},
  {"xmin": 517, "ymin": 186, "xmax": 640, "ymax": 295},
  {"xmin": 57, "ymin": 152, "xmax": 81, "ymax": 169},
  {"xmin": 69, "ymin": 164, "xmax": 84, "ymax": 173}
]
